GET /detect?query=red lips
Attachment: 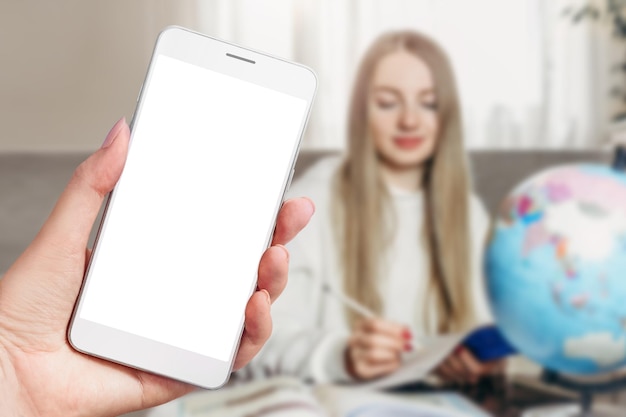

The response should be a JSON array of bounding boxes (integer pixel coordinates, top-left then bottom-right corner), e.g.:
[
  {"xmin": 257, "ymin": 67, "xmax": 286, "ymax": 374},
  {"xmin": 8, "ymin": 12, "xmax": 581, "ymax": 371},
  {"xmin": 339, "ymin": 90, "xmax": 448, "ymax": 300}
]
[{"xmin": 393, "ymin": 136, "xmax": 423, "ymax": 150}]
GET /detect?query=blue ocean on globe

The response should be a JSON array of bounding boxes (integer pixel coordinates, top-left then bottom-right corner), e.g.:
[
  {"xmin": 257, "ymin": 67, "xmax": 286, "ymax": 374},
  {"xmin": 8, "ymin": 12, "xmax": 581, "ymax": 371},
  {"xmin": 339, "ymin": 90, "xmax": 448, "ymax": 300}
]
[{"xmin": 485, "ymin": 164, "xmax": 626, "ymax": 375}]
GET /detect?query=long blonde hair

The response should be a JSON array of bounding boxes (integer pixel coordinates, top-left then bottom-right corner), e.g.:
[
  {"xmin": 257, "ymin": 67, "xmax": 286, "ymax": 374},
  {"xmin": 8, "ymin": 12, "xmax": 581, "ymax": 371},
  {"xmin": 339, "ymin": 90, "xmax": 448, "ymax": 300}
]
[{"xmin": 334, "ymin": 30, "xmax": 475, "ymax": 334}]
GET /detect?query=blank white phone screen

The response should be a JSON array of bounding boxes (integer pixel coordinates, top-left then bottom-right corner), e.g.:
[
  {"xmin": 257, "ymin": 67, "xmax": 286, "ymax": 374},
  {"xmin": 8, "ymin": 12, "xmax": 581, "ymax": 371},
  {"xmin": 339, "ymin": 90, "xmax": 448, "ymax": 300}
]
[{"xmin": 79, "ymin": 55, "xmax": 307, "ymax": 362}]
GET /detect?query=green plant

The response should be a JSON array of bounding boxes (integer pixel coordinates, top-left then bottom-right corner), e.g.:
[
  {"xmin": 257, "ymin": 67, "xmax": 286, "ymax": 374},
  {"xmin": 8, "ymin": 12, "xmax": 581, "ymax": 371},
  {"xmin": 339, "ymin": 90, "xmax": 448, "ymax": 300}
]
[{"xmin": 564, "ymin": 0, "xmax": 626, "ymax": 121}]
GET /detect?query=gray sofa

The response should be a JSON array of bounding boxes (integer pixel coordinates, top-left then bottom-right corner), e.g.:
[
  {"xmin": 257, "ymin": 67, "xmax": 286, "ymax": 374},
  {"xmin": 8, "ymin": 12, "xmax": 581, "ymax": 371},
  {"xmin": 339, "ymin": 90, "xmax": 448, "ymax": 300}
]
[{"xmin": 0, "ymin": 150, "xmax": 610, "ymax": 273}]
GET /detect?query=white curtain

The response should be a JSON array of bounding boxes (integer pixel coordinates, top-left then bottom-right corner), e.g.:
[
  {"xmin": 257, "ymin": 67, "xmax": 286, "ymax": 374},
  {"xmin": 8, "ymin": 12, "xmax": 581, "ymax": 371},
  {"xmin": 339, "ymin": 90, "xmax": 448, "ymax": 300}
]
[{"xmin": 195, "ymin": 0, "xmax": 621, "ymax": 150}]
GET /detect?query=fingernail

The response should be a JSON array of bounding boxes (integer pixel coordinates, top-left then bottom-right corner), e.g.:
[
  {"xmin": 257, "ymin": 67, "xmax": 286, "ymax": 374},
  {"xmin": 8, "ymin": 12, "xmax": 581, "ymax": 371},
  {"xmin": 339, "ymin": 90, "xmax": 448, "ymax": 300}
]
[
  {"xmin": 101, "ymin": 117, "xmax": 126, "ymax": 149},
  {"xmin": 303, "ymin": 197, "xmax": 316, "ymax": 216},
  {"xmin": 402, "ymin": 329, "xmax": 412, "ymax": 341},
  {"xmin": 261, "ymin": 289, "xmax": 271, "ymax": 305},
  {"xmin": 404, "ymin": 343, "xmax": 412, "ymax": 352}
]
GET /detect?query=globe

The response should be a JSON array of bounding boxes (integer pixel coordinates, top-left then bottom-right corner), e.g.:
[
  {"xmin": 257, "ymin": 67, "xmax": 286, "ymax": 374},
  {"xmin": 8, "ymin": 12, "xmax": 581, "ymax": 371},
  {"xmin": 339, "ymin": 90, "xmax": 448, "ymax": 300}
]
[{"xmin": 485, "ymin": 164, "xmax": 626, "ymax": 375}]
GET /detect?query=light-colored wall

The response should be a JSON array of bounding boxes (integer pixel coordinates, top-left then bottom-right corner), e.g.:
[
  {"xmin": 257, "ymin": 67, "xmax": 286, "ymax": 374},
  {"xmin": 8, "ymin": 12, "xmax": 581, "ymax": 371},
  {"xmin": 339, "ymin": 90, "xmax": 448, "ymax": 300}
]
[{"xmin": 0, "ymin": 1, "xmax": 199, "ymax": 152}]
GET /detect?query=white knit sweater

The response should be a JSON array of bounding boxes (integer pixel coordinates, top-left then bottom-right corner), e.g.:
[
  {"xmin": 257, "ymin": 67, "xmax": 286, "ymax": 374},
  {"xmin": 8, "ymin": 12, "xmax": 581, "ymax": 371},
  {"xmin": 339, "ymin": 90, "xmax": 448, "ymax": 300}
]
[{"xmin": 243, "ymin": 156, "xmax": 493, "ymax": 383}]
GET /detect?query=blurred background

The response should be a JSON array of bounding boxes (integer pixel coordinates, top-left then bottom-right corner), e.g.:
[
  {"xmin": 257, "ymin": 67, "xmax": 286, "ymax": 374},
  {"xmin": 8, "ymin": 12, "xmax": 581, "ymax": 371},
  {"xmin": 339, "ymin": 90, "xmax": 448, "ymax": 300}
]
[
  {"xmin": 2, "ymin": 0, "xmax": 626, "ymax": 153},
  {"xmin": 3, "ymin": 0, "xmax": 626, "ymax": 300}
]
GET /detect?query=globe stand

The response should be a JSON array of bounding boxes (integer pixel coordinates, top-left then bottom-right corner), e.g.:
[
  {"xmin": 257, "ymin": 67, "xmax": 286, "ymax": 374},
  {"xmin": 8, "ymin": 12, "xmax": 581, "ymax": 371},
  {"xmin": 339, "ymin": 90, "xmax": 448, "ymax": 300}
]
[{"xmin": 522, "ymin": 370, "xmax": 626, "ymax": 417}]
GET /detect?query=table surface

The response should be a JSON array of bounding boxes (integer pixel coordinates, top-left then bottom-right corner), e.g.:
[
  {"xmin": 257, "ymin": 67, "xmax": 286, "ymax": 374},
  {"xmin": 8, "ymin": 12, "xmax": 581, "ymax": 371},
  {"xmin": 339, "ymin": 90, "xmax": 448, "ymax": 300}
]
[{"xmin": 392, "ymin": 374, "xmax": 626, "ymax": 417}]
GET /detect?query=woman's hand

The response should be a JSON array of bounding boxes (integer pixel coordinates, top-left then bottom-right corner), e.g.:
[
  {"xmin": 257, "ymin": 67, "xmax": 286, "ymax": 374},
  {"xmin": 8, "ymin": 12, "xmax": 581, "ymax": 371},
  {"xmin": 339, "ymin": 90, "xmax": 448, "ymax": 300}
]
[
  {"xmin": 345, "ymin": 318, "xmax": 411, "ymax": 380},
  {"xmin": 0, "ymin": 119, "xmax": 315, "ymax": 417},
  {"xmin": 434, "ymin": 346, "xmax": 505, "ymax": 385}
]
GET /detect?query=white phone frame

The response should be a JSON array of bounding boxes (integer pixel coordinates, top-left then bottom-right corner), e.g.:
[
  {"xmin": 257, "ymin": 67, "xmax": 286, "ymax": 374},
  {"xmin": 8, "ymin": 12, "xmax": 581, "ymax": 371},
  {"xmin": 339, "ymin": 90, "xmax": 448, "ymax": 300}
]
[{"xmin": 68, "ymin": 26, "xmax": 317, "ymax": 389}]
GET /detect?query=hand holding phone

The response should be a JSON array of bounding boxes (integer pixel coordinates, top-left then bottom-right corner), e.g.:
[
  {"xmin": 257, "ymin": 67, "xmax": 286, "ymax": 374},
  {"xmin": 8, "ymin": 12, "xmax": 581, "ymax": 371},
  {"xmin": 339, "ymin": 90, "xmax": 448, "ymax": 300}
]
[{"xmin": 0, "ymin": 118, "xmax": 315, "ymax": 417}]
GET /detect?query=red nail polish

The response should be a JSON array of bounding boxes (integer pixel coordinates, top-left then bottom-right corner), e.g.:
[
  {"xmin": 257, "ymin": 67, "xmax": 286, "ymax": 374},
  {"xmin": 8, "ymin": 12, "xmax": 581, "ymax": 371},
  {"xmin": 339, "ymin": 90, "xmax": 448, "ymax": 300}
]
[
  {"xmin": 402, "ymin": 329, "xmax": 412, "ymax": 340},
  {"xmin": 404, "ymin": 343, "xmax": 412, "ymax": 352}
]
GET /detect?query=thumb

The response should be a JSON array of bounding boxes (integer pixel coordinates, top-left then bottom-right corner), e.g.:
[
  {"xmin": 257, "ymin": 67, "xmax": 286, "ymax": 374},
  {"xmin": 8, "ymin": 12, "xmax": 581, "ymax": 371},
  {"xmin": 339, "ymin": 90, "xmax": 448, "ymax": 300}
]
[{"xmin": 32, "ymin": 118, "xmax": 130, "ymax": 259}]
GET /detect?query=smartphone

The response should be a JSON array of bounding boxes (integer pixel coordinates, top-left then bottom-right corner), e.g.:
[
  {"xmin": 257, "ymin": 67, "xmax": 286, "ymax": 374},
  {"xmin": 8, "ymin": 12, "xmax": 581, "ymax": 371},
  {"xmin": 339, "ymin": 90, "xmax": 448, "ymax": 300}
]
[
  {"xmin": 462, "ymin": 325, "xmax": 516, "ymax": 362},
  {"xmin": 68, "ymin": 26, "xmax": 317, "ymax": 389}
]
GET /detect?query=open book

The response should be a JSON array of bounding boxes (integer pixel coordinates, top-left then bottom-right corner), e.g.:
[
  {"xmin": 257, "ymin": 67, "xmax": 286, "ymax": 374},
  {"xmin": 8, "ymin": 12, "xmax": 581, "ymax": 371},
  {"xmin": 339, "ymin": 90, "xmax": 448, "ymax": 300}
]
[
  {"xmin": 177, "ymin": 377, "xmax": 491, "ymax": 417},
  {"xmin": 178, "ymin": 377, "xmax": 326, "ymax": 417}
]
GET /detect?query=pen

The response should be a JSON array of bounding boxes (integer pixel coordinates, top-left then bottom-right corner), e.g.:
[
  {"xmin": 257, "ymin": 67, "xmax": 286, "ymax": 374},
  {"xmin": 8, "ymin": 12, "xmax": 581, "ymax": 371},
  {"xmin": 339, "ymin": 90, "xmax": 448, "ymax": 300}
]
[{"xmin": 320, "ymin": 282, "xmax": 376, "ymax": 319}]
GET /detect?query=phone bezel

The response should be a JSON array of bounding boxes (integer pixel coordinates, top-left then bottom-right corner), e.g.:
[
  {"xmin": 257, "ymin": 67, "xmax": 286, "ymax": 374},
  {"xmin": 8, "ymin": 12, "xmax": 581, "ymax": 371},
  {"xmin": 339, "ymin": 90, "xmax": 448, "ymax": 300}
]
[{"xmin": 68, "ymin": 26, "xmax": 317, "ymax": 390}]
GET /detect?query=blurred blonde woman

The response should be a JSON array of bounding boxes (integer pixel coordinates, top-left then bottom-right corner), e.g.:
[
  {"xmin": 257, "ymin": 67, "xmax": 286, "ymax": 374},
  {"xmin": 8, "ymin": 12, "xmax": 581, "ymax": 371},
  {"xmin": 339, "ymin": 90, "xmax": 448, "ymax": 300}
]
[{"xmin": 249, "ymin": 30, "xmax": 502, "ymax": 384}]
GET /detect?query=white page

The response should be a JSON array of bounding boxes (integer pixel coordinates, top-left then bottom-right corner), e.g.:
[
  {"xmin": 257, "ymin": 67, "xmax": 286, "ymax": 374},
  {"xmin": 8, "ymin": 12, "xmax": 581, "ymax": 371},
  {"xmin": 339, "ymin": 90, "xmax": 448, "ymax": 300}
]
[{"xmin": 355, "ymin": 331, "xmax": 471, "ymax": 391}]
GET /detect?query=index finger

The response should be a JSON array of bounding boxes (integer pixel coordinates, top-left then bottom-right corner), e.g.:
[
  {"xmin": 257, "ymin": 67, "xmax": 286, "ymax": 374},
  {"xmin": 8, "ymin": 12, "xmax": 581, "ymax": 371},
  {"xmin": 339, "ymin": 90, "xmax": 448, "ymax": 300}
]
[{"xmin": 271, "ymin": 197, "xmax": 315, "ymax": 245}]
